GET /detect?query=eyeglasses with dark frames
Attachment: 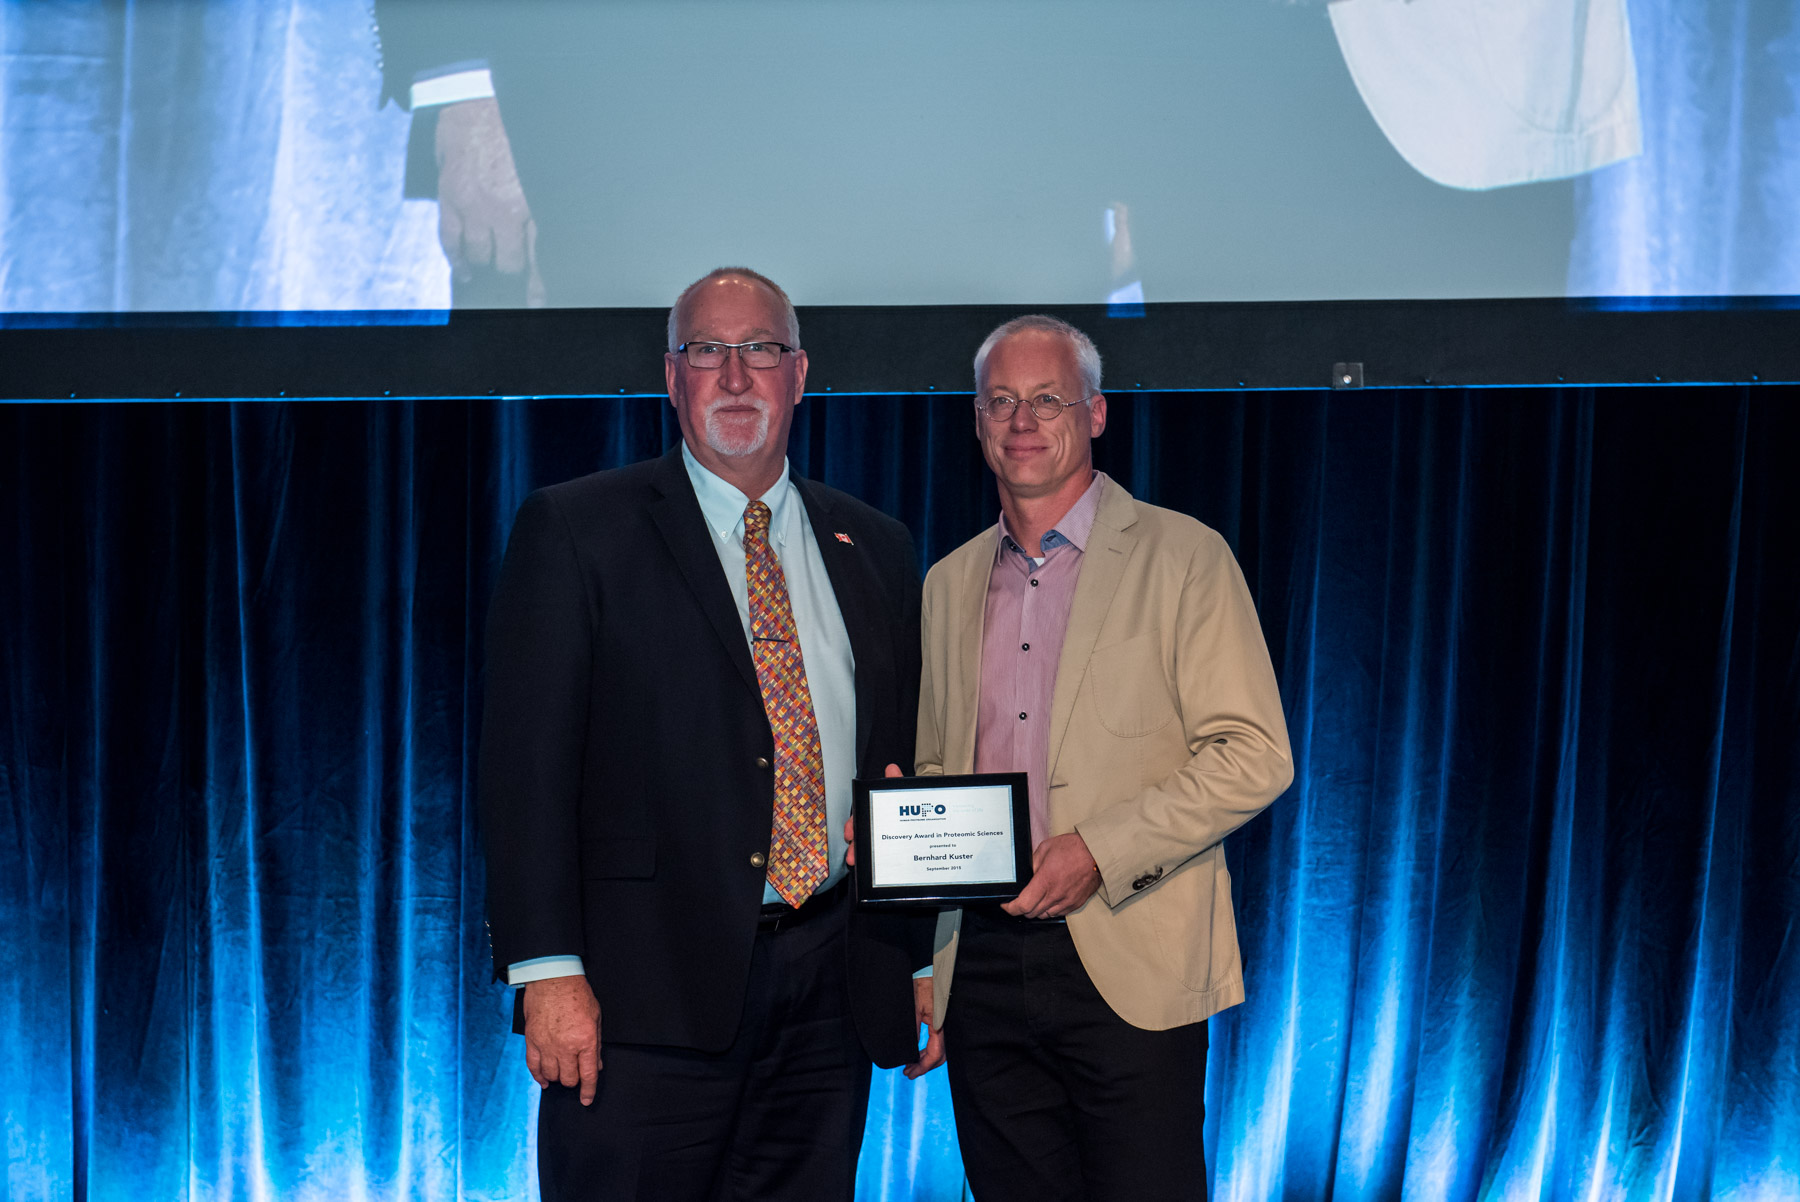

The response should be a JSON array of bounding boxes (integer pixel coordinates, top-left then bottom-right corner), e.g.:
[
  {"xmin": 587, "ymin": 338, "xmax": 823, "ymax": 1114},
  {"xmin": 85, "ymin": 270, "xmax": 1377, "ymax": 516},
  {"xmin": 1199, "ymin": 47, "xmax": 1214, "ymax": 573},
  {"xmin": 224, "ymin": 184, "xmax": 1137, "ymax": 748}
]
[{"xmin": 676, "ymin": 340, "xmax": 795, "ymax": 370}]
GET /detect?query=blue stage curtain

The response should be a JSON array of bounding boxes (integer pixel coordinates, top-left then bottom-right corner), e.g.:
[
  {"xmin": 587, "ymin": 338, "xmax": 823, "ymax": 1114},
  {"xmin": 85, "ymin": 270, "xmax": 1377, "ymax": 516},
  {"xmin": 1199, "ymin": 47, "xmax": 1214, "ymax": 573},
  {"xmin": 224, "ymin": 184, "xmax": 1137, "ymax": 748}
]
[
  {"xmin": 1569, "ymin": 0, "xmax": 1800, "ymax": 296},
  {"xmin": 0, "ymin": 0, "xmax": 442, "ymax": 312},
  {"xmin": 2, "ymin": 387, "xmax": 1796, "ymax": 1200}
]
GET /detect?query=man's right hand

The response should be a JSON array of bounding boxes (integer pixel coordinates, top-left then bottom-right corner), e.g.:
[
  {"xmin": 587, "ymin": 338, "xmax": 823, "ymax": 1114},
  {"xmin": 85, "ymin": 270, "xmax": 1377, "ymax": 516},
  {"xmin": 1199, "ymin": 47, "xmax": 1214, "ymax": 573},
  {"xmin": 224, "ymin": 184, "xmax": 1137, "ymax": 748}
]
[
  {"xmin": 434, "ymin": 97, "xmax": 545, "ymax": 305},
  {"xmin": 522, "ymin": 975, "xmax": 603, "ymax": 1105}
]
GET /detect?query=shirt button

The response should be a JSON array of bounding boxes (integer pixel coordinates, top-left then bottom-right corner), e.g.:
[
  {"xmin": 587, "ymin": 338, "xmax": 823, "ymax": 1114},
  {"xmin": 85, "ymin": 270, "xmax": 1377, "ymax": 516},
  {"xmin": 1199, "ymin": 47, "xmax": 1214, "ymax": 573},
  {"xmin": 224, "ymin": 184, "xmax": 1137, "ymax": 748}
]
[
  {"xmin": 750, "ymin": 851, "xmax": 768, "ymax": 868},
  {"xmin": 1019, "ymin": 712, "xmax": 1028, "ymax": 721},
  {"xmin": 755, "ymin": 756, "xmax": 771, "ymax": 769}
]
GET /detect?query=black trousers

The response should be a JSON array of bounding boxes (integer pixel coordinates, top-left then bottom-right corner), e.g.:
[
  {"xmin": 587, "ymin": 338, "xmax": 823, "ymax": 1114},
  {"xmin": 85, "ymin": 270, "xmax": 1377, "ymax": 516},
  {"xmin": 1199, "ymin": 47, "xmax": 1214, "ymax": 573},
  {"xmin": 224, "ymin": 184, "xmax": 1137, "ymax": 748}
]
[
  {"xmin": 945, "ymin": 909, "xmax": 1210, "ymax": 1202},
  {"xmin": 536, "ymin": 890, "xmax": 870, "ymax": 1202}
]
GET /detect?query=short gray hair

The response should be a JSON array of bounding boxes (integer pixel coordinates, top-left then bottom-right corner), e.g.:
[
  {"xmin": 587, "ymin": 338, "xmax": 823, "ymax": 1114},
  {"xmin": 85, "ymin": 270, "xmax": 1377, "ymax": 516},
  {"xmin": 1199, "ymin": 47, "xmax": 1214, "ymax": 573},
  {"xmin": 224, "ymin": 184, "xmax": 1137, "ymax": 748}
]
[
  {"xmin": 972, "ymin": 314, "xmax": 1103, "ymax": 399},
  {"xmin": 667, "ymin": 267, "xmax": 801, "ymax": 352}
]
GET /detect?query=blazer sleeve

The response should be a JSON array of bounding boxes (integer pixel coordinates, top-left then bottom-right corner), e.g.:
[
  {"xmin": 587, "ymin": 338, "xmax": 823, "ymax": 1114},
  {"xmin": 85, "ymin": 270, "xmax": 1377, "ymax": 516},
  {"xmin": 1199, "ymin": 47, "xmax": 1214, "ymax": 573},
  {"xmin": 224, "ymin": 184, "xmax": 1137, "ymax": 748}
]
[
  {"xmin": 913, "ymin": 568, "xmax": 949, "ymax": 779},
  {"xmin": 1075, "ymin": 530, "xmax": 1294, "ymax": 908},
  {"xmin": 477, "ymin": 489, "xmax": 592, "ymax": 981}
]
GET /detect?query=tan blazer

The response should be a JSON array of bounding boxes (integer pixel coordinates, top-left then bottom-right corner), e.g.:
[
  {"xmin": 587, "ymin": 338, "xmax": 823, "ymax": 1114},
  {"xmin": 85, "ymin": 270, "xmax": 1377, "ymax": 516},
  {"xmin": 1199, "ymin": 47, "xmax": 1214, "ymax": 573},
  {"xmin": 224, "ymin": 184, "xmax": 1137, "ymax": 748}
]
[{"xmin": 920, "ymin": 477, "xmax": 1293, "ymax": 1031}]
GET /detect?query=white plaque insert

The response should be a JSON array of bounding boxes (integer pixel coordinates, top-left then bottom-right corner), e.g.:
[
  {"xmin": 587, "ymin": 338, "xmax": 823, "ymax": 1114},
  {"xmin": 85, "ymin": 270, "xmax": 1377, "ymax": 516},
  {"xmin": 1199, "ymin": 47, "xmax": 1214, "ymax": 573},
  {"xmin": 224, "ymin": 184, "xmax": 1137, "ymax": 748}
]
[{"xmin": 868, "ymin": 782, "xmax": 1018, "ymax": 889}]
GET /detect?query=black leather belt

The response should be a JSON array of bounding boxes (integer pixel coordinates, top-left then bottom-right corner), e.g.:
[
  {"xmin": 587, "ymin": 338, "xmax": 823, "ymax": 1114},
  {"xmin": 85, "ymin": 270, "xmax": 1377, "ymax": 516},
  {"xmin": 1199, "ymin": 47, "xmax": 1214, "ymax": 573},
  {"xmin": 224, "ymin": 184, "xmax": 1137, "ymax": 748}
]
[{"xmin": 756, "ymin": 876, "xmax": 849, "ymax": 933}]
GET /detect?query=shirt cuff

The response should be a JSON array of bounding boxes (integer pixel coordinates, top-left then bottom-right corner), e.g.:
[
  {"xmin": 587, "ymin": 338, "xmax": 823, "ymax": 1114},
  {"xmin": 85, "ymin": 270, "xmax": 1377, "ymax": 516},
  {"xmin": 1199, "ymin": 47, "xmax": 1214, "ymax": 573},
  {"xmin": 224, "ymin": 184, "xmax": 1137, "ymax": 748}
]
[
  {"xmin": 506, "ymin": 955, "xmax": 586, "ymax": 986},
  {"xmin": 912, "ymin": 965, "xmax": 934, "ymax": 979},
  {"xmin": 410, "ymin": 65, "xmax": 495, "ymax": 109}
]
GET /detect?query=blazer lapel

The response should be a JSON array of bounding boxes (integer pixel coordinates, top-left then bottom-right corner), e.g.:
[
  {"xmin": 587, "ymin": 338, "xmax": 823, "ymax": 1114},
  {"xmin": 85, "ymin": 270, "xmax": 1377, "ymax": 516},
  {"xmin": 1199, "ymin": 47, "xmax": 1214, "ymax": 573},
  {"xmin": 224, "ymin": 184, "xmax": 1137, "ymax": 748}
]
[
  {"xmin": 647, "ymin": 447, "xmax": 760, "ymax": 696},
  {"xmin": 943, "ymin": 535, "xmax": 993, "ymax": 775},
  {"xmin": 1046, "ymin": 480, "xmax": 1139, "ymax": 781},
  {"xmin": 794, "ymin": 478, "xmax": 879, "ymax": 765}
]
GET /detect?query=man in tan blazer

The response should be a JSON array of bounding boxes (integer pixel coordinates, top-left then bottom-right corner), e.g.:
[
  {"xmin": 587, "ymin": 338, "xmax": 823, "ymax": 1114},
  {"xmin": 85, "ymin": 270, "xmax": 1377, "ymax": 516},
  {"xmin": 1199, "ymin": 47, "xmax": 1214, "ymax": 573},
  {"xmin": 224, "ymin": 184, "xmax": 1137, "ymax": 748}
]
[{"xmin": 916, "ymin": 315, "xmax": 1293, "ymax": 1202}]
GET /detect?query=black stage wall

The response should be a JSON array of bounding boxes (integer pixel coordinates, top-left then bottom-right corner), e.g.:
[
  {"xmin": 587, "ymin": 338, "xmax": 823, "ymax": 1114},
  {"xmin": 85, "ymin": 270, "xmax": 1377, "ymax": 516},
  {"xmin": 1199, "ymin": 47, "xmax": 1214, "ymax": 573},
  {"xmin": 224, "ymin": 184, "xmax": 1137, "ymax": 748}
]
[{"xmin": 6, "ymin": 301, "xmax": 1800, "ymax": 399}]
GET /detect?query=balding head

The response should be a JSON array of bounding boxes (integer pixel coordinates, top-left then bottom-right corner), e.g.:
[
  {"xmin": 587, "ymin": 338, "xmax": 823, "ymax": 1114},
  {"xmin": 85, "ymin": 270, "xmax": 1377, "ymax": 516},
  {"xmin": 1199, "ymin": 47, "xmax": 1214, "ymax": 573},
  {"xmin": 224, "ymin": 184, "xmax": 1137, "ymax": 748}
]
[{"xmin": 668, "ymin": 267, "xmax": 801, "ymax": 353}]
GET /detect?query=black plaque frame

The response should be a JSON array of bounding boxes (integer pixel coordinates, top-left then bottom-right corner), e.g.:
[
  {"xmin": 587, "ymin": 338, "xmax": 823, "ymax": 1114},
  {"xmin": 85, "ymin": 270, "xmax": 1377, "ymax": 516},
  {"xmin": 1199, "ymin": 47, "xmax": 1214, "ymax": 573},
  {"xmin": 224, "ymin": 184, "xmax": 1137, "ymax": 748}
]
[{"xmin": 852, "ymin": 772, "xmax": 1032, "ymax": 907}]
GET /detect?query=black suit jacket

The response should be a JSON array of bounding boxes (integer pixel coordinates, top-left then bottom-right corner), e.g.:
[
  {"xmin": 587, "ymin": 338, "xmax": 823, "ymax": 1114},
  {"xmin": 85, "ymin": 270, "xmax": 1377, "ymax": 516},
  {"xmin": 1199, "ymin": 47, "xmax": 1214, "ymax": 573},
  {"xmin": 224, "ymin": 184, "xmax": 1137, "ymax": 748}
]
[
  {"xmin": 373, "ymin": 0, "xmax": 594, "ymax": 204},
  {"xmin": 479, "ymin": 447, "xmax": 930, "ymax": 1068}
]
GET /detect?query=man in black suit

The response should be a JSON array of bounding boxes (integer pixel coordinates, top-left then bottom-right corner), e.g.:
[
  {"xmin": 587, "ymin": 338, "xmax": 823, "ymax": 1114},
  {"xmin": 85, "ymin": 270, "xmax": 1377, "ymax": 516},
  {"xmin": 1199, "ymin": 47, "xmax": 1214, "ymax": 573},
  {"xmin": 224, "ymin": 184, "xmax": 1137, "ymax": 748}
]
[{"xmin": 479, "ymin": 267, "xmax": 936, "ymax": 1200}]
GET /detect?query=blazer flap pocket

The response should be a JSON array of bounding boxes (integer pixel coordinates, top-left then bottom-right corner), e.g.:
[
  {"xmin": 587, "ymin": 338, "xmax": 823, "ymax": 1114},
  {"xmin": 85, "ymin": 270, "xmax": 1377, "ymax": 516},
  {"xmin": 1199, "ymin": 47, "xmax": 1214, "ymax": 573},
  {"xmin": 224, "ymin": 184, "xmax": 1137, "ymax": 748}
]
[
  {"xmin": 581, "ymin": 835, "xmax": 656, "ymax": 879},
  {"xmin": 1087, "ymin": 634, "xmax": 1176, "ymax": 738}
]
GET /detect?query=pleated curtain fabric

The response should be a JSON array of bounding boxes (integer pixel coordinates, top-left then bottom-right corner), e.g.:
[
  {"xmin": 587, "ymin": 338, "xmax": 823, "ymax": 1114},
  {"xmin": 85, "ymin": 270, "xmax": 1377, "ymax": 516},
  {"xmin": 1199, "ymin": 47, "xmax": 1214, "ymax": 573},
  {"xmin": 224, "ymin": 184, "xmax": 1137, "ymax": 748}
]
[{"xmin": 2, "ymin": 388, "xmax": 1797, "ymax": 1200}]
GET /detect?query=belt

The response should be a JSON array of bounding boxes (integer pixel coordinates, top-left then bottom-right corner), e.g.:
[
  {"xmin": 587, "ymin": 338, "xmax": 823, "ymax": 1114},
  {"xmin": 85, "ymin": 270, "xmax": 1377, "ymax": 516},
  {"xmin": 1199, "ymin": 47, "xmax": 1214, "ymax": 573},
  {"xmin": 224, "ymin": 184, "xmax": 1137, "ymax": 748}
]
[{"xmin": 756, "ymin": 876, "xmax": 849, "ymax": 933}]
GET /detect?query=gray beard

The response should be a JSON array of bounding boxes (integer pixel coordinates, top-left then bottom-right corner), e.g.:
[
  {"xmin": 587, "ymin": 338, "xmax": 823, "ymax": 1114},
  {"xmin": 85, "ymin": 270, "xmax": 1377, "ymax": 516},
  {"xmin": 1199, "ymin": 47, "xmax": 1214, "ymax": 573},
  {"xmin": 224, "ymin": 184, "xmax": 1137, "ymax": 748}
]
[{"xmin": 702, "ymin": 405, "xmax": 771, "ymax": 457}]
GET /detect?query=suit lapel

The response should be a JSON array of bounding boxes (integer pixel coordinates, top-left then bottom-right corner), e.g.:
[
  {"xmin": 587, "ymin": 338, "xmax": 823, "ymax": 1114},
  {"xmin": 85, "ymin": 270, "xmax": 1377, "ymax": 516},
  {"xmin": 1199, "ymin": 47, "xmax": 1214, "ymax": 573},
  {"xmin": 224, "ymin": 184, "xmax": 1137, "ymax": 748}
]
[
  {"xmin": 1046, "ymin": 480, "xmax": 1139, "ymax": 781},
  {"xmin": 647, "ymin": 448, "xmax": 760, "ymax": 696},
  {"xmin": 794, "ymin": 478, "xmax": 879, "ymax": 765}
]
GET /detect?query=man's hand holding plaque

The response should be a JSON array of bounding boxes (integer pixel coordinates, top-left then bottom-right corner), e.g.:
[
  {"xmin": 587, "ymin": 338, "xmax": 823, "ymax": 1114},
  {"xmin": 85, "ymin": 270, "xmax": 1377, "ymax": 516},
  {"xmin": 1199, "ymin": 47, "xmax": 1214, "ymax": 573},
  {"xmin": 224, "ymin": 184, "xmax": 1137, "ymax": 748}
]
[{"xmin": 1000, "ymin": 831, "xmax": 1102, "ymax": 919}]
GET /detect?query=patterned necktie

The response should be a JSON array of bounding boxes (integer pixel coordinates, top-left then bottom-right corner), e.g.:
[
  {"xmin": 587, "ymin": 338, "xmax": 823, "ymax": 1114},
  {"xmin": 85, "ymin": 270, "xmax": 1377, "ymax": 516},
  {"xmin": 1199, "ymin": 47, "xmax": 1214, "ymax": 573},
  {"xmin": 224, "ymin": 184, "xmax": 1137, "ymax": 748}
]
[{"xmin": 744, "ymin": 500, "xmax": 830, "ymax": 906}]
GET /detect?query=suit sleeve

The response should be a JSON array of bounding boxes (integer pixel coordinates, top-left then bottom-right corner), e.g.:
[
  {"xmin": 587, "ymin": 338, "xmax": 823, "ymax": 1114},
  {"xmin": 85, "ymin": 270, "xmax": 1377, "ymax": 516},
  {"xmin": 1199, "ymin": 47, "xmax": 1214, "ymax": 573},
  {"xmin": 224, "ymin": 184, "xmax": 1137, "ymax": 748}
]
[
  {"xmin": 374, "ymin": 0, "xmax": 517, "ymax": 198},
  {"xmin": 373, "ymin": 0, "xmax": 502, "ymax": 107},
  {"xmin": 894, "ymin": 528, "xmax": 924, "ymax": 774},
  {"xmin": 893, "ymin": 532, "xmax": 934, "ymax": 973},
  {"xmin": 1075, "ymin": 531, "xmax": 1294, "ymax": 908},
  {"xmin": 478, "ymin": 489, "xmax": 592, "ymax": 981}
]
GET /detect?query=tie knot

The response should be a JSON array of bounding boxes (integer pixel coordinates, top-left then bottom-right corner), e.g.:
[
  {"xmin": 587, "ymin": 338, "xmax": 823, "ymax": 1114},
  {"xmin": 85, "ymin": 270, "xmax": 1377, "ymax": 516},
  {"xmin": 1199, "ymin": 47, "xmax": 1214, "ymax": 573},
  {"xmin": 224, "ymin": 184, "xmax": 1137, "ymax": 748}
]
[{"xmin": 744, "ymin": 500, "xmax": 772, "ymax": 539}]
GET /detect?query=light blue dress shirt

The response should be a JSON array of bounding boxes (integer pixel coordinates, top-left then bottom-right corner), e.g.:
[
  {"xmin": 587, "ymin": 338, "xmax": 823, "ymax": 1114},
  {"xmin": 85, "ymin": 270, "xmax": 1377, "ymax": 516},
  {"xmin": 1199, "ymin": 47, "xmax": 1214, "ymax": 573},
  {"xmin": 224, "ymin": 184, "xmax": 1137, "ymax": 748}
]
[{"xmin": 508, "ymin": 446, "xmax": 858, "ymax": 986}]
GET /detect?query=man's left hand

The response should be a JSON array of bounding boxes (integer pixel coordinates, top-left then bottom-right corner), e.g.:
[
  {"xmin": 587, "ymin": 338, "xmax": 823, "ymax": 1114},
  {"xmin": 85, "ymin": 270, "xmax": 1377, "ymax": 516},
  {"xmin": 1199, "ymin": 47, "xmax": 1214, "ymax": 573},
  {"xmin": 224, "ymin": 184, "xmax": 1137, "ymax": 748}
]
[
  {"xmin": 1002, "ymin": 831, "xmax": 1101, "ymax": 919},
  {"xmin": 843, "ymin": 762, "xmax": 906, "ymax": 867},
  {"xmin": 904, "ymin": 975, "xmax": 946, "ymax": 1079}
]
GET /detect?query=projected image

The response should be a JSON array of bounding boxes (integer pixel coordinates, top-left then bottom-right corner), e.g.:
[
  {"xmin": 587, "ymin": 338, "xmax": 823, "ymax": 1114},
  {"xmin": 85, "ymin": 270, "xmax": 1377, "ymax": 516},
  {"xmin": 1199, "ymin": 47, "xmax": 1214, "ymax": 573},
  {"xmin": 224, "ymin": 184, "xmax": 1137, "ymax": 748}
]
[{"xmin": 1, "ymin": 0, "xmax": 1795, "ymax": 312}]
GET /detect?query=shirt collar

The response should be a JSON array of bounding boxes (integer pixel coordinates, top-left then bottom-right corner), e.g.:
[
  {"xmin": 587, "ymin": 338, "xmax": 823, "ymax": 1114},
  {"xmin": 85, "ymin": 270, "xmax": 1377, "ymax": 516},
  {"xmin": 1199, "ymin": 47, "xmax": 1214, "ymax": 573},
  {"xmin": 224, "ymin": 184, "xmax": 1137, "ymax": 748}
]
[
  {"xmin": 996, "ymin": 471, "xmax": 1107, "ymax": 559},
  {"xmin": 681, "ymin": 441, "xmax": 795, "ymax": 546}
]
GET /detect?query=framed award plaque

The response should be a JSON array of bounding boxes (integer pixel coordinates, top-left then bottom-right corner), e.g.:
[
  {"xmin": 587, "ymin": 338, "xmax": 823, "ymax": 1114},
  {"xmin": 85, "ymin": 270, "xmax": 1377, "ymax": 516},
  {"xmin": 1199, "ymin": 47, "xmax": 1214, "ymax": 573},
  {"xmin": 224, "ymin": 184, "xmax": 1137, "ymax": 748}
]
[{"xmin": 851, "ymin": 772, "xmax": 1032, "ymax": 907}]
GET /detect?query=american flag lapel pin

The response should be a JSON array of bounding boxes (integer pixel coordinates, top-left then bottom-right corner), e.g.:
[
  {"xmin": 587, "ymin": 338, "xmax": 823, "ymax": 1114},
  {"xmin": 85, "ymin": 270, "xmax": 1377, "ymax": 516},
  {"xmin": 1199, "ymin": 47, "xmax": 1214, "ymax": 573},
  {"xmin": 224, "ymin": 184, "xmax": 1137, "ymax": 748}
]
[{"xmin": 834, "ymin": 532, "xmax": 854, "ymax": 545}]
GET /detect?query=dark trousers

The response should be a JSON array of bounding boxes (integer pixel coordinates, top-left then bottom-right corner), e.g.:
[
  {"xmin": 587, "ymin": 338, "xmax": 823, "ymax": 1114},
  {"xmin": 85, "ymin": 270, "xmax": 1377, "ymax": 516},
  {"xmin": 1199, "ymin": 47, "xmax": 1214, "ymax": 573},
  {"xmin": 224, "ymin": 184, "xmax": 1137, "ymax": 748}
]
[
  {"xmin": 945, "ymin": 909, "xmax": 1210, "ymax": 1202},
  {"xmin": 537, "ymin": 890, "xmax": 870, "ymax": 1202}
]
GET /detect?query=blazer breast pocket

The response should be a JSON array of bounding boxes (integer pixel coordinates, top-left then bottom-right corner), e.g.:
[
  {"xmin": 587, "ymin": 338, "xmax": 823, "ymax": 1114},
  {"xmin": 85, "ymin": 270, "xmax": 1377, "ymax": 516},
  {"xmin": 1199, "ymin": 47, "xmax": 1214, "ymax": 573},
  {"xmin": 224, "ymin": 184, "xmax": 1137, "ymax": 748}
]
[
  {"xmin": 1085, "ymin": 634, "xmax": 1176, "ymax": 738},
  {"xmin": 581, "ymin": 835, "xmax": 656, "ymax": 879}
]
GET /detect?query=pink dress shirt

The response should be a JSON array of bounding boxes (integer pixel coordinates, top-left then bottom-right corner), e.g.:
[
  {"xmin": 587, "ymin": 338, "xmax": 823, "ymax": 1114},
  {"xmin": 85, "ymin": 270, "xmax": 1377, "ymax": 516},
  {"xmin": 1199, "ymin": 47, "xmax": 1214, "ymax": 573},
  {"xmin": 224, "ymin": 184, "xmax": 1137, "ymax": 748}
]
[{"xmin": 973, "ymin": 473, "xmax": 1107, "ymax": 848}]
